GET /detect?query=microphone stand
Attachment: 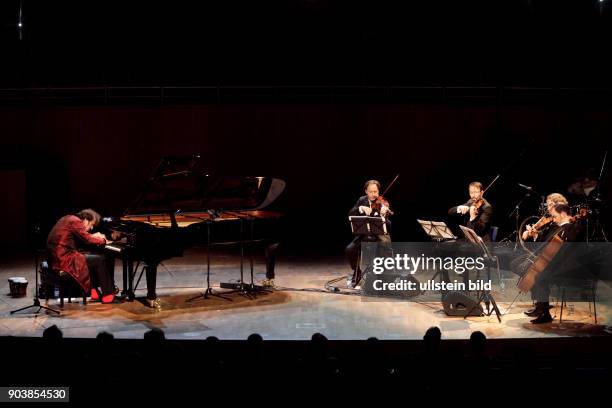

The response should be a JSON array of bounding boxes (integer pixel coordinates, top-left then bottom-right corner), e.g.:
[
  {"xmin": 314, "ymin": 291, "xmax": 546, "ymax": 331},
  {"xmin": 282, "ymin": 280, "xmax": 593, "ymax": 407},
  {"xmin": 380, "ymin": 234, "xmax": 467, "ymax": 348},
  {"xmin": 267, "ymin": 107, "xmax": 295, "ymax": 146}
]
[
  {"xmin": 506, "ymin": 192, "xmax": 532, "ymax": 251},
  {"xmin": 590, "ymin": 149, "xmax": 609, "ymax": 242},
  {"xmin": 184, "ymin": 212, "xmax": 233, "ymax": 303},
  {"xmin": 11, "ymin": 226, "xmax": 60, "ymax": 315}
]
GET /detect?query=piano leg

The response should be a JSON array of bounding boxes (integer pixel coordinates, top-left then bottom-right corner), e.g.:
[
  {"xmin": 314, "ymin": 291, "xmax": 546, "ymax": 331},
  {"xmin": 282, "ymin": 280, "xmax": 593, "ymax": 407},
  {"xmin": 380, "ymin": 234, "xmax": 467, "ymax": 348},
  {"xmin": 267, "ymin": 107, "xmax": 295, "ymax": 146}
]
[{"xmin": 121, "ymin": 258, "xmax": 128, "ymax": 297}]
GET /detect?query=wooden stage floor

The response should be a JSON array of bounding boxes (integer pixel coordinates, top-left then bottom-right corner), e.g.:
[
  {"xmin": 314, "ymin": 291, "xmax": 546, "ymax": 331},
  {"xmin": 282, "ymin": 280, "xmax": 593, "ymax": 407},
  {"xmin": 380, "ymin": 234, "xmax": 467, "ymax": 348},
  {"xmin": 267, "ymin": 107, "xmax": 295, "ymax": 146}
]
[{"xmin": 2, "ymin": 249, "xmax": 611, "ymax": 340}]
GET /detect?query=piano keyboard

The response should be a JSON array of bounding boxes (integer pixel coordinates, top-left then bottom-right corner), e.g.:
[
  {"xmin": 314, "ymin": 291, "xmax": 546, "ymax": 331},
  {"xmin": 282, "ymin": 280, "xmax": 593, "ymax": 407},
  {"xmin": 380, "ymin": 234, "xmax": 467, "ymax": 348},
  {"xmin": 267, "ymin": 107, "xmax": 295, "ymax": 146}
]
[{"xmin": 105, "ymin": 243, "xmax": 124, "ymax": 253}]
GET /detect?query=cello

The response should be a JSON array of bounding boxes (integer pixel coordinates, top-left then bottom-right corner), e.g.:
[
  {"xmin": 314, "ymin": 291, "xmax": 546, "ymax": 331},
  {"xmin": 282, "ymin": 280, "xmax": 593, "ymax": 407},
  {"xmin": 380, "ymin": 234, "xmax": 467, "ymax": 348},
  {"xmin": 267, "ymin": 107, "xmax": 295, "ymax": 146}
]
[
  {"xmin": 517, "ymin": 209, "xmax": 587, "ymax": 293},
  {"xmin": 517, "ymin": 233, "xmax": 564, "ymax": 293}
]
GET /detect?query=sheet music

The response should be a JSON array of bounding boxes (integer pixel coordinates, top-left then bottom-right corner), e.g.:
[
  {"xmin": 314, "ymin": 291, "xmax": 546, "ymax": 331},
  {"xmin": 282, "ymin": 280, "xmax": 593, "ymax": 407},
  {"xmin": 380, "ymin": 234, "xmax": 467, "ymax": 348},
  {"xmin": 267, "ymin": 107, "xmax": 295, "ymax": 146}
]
[{"xmin": 417, "ymin": 219, "xmax": 456, "ymax": 240}]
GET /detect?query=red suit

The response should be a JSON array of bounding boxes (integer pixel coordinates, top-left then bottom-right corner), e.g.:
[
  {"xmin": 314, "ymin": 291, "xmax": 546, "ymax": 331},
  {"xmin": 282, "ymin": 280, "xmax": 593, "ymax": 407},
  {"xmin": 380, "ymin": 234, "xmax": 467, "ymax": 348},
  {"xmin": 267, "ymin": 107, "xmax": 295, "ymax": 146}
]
[{"xmin": 47, "ymin": 215, "xmax": 106, "ymax": 292}]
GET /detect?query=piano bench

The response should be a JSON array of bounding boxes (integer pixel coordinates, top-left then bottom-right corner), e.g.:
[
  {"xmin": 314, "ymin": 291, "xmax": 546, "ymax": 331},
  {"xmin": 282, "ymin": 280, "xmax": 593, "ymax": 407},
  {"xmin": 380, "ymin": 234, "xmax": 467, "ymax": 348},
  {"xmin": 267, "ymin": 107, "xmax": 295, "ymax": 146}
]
[{"xmin": 40, "ymin": 261, "xmax": 87, "ymax": 307}]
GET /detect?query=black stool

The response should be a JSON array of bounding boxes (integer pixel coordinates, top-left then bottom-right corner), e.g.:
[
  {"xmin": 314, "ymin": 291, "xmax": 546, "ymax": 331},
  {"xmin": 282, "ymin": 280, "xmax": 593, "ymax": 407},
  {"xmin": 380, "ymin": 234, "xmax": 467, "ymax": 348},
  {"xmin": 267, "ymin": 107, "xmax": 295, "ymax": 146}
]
[{"xmin": 40, "ymin": 261, "xmax": 87, "ymax": 307}]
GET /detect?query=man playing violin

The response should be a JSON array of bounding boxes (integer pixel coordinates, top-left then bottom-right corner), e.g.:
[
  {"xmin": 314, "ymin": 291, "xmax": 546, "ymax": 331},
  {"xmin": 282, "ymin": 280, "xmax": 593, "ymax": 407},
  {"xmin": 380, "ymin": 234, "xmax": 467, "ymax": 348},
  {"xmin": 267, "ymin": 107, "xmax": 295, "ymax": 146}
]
[
  {"xmin": 522, "ymin": 193, "xmax": 569, "ymax": 243},
  {"xmin": 345, "ymin": 180, "xmax": 392, "ymax": 287},
  {"xmin": 448, "ymin": 181, "xmax": 493, "ymax": 240}
]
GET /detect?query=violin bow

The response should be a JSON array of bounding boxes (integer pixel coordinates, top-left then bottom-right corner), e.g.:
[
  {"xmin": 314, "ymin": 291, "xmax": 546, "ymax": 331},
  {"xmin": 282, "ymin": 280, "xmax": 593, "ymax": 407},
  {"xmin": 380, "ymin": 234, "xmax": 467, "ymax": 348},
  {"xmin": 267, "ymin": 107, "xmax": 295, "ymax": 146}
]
[
  {"xmin": 381, "ymin": 174, "xmax": 400, "ymax": 196},
  {"xmin": 483, "ymin": 143, "xmax": 529, "ymax": 196},
  {"xmin": 482, "ymin": 174, "xmax": 500, "ymax": 195}
]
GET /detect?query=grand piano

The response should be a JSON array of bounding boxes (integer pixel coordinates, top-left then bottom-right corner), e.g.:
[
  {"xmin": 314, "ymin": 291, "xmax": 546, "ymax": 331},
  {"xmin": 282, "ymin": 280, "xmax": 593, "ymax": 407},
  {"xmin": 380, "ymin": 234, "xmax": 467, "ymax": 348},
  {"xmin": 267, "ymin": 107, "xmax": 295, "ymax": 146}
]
[{"xmin": 100, "ymin": 156, "xmax": 285, "ymax": 307}]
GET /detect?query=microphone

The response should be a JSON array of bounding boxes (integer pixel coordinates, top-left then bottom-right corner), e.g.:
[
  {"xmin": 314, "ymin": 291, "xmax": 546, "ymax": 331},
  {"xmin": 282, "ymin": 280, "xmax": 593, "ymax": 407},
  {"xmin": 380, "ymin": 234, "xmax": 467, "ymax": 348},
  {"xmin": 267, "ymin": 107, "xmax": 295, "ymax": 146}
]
[{"xmin": 517, "ymin": 183, "xmax": 536, "ymax": 192}]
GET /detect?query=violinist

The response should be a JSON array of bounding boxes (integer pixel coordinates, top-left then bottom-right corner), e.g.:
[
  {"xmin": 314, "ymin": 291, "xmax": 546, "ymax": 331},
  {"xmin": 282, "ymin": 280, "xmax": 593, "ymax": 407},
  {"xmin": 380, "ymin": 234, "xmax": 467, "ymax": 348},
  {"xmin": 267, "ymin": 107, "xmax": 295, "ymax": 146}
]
[
  {"xmin": 345, "ymin": 180, "xmax": 393, "ymax": 287},
  {"xmin": 521, "ymin": 193, "xmax": 569, "ymax": 243},
  {"xmin": 448, "ymin": 181, "xmax": 493, "ymax": 240}
]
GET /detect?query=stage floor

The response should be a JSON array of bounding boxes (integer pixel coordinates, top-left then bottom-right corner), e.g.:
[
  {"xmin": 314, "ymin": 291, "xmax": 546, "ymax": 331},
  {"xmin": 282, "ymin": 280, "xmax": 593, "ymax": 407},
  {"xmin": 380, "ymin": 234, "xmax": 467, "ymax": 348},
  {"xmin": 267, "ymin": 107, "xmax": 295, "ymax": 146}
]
[{"xmin": 1, "ymin": 249, "xmax": 611, "ymax": 340}]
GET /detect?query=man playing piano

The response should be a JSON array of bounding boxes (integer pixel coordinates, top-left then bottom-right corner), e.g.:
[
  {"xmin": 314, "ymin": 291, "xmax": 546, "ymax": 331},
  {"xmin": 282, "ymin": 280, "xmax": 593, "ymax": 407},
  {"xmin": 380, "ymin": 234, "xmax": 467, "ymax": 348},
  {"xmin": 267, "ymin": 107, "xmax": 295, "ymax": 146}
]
[{"xmin": 47, "ymin": 209, "xmax": 121, "ymax": 304}]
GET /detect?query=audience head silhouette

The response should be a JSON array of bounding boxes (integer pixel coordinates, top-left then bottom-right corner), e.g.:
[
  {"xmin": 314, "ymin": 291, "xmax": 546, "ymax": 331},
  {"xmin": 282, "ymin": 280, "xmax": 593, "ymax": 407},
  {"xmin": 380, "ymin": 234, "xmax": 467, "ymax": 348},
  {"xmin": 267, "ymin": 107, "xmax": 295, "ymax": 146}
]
[{"xmin": 42, "ymin": 325, "xmax": 63, "ymax": 342}]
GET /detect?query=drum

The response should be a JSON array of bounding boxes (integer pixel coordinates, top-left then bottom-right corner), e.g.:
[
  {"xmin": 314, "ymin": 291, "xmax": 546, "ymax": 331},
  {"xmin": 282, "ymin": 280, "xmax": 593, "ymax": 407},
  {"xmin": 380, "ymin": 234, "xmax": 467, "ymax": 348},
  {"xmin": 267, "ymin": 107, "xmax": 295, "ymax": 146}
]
[
  {"xmin": 572, "ymin": 203, "xmax": 591, "ymax": 219},
  {"xmin": 8, "ymin": 277, "xmax": 28, "ymax": 298},
  {"xmin": 518, "ymin": 215, "xmax": 540, "ymax": 254}
]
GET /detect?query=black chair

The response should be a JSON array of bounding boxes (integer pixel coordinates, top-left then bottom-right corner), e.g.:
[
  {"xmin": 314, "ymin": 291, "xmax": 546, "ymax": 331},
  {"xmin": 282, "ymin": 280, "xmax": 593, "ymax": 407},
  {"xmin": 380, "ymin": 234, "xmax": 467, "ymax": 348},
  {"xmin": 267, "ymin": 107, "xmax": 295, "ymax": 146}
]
[
  {"xmin": 40, "ymin": 261, "xmax": 87, "ymax": 307},
  {"xmin": 351, "ymin": 234, "xmax": 383, "ymax": 287},
  {"xmin": 553, "ymin": 279, "xmax": 597, "ymax": 324}
]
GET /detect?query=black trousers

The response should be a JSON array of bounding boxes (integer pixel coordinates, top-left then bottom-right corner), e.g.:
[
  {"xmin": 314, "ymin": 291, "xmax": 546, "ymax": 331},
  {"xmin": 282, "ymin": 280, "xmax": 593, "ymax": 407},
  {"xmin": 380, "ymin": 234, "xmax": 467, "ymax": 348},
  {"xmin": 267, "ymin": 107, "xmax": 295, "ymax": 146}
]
[
  {"xmin": 531, "ymin": 279, "xmax": 551, "ymax": 303},
  {"xmin": 84, "ymin": 252, "xmax": 116, "ymax": 296},
  {"xmin": 345, "ymin": 234, "xmax": 392, "ymax": 273}
]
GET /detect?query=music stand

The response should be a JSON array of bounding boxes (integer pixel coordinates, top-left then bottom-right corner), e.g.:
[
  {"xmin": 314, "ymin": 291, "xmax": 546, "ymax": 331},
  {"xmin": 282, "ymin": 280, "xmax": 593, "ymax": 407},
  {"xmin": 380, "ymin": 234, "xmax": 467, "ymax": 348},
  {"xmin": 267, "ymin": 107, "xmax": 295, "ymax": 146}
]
[
  {"xmin": 417, "ymin": 219, "xmax": 457, "ymax": 241},
  {"xmin": 418, "ymin": 219, "xmax": 456, "ymax": 284},
  {"xmin": 349, "ymin": 216, "xmax": 388, "ymax": 236},
  {"xmin": 11, "ymin": 226, "xmax": 60, "ymax": 316},
  {"xmin": 459, "ymin": 225, "xmax": 502, "ymax": 322}
]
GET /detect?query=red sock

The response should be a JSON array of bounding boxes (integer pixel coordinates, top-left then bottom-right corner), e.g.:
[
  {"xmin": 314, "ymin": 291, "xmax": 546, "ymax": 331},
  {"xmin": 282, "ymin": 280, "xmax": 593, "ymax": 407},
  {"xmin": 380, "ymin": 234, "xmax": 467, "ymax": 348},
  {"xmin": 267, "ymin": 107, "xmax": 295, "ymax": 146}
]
[
  {"xmin": 90, "ymin": 289, "xmax": 100, "ymax": 300},
  {"xmin": 102, "ymin": 294, "xmax": 114, "ymax": 303}
]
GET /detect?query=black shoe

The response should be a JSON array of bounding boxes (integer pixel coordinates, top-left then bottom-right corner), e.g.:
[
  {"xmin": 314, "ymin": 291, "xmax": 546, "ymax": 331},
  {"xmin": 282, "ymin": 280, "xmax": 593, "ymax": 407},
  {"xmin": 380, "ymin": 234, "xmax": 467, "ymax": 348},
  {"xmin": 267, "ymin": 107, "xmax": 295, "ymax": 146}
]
[
  {"xmin": 524, "ymin": 303, "xmax": 553, "ymax": 317},
  {"xmin": 530, "ymin": 312, "xmax": 553, "ymax": 324},
  {"xmin": 524, "ymin": 307, "xmax": 542, "ymax": 317}
]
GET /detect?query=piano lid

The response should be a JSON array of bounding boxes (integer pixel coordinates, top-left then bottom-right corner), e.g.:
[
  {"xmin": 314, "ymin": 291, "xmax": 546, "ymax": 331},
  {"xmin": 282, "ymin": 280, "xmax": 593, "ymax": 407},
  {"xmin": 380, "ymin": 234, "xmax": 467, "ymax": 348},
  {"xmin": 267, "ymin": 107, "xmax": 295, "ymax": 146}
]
[{"xmin": 126, "ymin": 156, "xmax": 286, "ymax": 215}]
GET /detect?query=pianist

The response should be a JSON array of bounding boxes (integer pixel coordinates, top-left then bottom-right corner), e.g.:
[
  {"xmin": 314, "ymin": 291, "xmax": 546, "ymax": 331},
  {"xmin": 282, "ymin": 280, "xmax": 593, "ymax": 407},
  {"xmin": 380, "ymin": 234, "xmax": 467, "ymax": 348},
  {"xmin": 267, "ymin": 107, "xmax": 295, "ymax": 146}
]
[{"xmin": 47, "ymin": 209, "xmax": 121, "ymax": 304}]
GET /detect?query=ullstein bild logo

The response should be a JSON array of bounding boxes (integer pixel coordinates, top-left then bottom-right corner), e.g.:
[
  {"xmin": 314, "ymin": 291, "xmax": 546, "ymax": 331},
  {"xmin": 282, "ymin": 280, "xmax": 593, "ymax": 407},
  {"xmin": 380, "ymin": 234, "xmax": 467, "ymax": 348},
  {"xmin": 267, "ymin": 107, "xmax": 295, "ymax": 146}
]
[
  {"xmin": 371, "ymin": 278, "xmax": 492, "ymax": 292},
  {"xmin": 369, "ymin": 254, "xmax": 491, "ymax": 292}
]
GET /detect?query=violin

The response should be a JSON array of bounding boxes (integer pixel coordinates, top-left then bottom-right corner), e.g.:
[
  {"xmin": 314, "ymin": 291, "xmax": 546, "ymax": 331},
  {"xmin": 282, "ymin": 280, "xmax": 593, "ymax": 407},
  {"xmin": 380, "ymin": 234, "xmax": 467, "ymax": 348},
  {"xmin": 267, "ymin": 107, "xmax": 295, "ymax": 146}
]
[
  {"xmin": 371, "ymin": 196, "xmax": 393, "ymax": 216},
  {"xmin": 525, "ymin": 215, "xmax": 554, "ymax": 239},
  {"xmin": 525, "ymin": 207, "xmax": 587, "ymax": 240},
  {"xmin": 371, "ymin": 174, "xmax": 399, "ymax": 217},
  {"xmin": 469, "ymin": 197, "xmax": 485, "ymax": 211},
  {"xmin": 534, "ymin": 216, "xmax": 553, "ymax": 230}
]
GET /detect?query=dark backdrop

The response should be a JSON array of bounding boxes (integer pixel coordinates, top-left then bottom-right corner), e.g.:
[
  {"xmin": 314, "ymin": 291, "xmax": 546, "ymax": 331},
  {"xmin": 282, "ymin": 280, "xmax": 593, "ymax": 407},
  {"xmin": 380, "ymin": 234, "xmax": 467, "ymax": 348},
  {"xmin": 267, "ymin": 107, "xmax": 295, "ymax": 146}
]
[
  {"xmin": 0, "ymin": 0, "xmax": 611, "ymax": 253},
  {"xmin": 1, "ymin": 0, "xmax": 611, "ymax": 88},
  {"xmin": 1, "ymin": 103, "xmax": 610, "ymax": 253}
]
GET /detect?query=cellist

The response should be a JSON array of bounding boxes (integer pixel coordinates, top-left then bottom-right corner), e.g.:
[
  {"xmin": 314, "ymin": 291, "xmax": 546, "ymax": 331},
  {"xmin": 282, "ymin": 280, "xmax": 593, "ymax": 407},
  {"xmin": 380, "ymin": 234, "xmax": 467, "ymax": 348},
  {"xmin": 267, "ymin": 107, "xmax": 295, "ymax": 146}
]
[{"xmin": 522, "ymin": 203, "xmax": 581, "ymax": 324}]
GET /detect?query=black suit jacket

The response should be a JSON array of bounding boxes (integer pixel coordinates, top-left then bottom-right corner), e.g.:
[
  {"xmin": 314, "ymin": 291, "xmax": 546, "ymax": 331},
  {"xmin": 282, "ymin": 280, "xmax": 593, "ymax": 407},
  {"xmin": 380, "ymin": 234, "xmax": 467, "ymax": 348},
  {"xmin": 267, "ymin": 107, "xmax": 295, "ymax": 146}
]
[
  {"xmin": 448, "ymin": 198, "xmax": 493, "ymax": 239},
  {"xmin": 349, "ymin": 196, "xmax": 370, "ymax": 216},
  {"xmin": 348, "ymin": 195, "xmax": 392, "ymax": 227},
  {"xmin": 557, "ymin": 221, "xmax": 580, "ymax": 242}
]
